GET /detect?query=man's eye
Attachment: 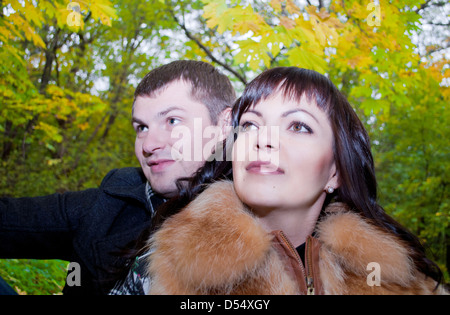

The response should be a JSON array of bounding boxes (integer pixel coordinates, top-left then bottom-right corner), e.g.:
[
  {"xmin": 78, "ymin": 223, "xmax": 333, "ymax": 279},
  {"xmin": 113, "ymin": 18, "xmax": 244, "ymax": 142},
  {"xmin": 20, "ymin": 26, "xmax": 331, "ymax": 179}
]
[
  {"xmin": 167, "ymin": 117, "xmax": 181, "ymax": 126},
  {"xmin": 136, "ymin": 125, "xmax": 148, "ymax": 133}
]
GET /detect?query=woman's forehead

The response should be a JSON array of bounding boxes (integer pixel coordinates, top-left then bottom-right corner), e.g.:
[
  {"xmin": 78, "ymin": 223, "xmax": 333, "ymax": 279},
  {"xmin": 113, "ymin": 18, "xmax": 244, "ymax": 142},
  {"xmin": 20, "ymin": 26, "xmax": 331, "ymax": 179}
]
[{"xmin": 248, "ymin": 89, "xmax": 320, "ymax": 112}]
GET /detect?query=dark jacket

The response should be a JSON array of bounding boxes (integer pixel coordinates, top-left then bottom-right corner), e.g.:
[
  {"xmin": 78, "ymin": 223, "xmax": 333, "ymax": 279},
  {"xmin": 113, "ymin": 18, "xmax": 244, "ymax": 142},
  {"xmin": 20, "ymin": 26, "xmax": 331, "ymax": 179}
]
[{"xmin": 0, "ymin": 167, "xmax": 159, "ymax": 295}]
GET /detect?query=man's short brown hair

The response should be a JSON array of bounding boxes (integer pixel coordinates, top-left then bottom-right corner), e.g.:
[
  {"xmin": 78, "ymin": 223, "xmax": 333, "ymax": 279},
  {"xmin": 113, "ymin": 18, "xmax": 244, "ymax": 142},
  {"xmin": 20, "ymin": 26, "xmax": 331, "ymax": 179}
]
[{"xmin": 134, "ymin": 60, "xmax": 236, "ymax": 124}]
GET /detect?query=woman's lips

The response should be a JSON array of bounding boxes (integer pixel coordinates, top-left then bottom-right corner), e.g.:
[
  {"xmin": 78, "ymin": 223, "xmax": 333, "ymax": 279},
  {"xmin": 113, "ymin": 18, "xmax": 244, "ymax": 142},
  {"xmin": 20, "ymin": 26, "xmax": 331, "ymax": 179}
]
[
  {"xmin": 245, "ymin": 161, "xmax": 284, "ymax": 175},
  {"xmin": 147, "ymin": 159, "xmax": 175, "ymax": 172}
]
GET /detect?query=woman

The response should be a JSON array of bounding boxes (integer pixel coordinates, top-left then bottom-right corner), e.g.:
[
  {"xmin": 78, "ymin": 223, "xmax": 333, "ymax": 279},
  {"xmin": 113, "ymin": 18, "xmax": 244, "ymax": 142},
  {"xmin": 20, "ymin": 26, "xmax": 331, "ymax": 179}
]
[{"xmin": 113, "ymin": 67, "xmax": 445, "ymax": 295}]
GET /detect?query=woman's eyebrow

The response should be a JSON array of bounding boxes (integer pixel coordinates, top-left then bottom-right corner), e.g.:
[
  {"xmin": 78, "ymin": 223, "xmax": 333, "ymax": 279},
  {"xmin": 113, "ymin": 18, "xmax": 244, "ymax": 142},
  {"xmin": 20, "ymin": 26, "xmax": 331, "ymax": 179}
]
[
  {"xmin": 243, "ymin": 109, "xmax": 262, "ymax": 117},
  {"xmin": 282, "ymin": 109, "xmax": 319, "ymax": 124}
]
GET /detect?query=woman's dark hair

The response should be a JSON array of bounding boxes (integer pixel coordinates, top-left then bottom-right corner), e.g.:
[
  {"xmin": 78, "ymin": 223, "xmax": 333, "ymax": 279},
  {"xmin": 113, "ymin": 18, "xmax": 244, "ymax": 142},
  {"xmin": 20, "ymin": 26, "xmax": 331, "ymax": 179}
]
[{"xmin": 142, "ymin": 67, "xmax": 442, "ymax": 285}]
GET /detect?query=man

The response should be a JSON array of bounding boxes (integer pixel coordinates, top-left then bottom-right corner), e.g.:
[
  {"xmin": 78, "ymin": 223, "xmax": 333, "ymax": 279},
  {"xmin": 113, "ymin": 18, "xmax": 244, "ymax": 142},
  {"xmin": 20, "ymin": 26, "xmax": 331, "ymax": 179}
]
[{"xmin": 0, "ymin": 60, "xmax": 236, "ymax": 295}]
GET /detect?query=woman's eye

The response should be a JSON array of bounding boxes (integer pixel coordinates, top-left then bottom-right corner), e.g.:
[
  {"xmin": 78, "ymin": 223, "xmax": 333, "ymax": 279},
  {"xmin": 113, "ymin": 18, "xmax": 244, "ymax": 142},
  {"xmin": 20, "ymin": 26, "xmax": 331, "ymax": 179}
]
[
  {"xmin": 240, "ymin": 121, "xmax": 258, "ymax": 132},
  {"xmin": 289, "ymin": 122, "xmax": 312, "ymax": 134}
]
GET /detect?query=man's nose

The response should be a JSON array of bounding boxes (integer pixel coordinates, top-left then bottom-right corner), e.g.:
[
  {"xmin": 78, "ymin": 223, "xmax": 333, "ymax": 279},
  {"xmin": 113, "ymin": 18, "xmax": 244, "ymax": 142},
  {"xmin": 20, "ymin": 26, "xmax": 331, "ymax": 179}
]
[{"xmin": 142, "ymin": 130, "xmax": 168, "ymax": 156}]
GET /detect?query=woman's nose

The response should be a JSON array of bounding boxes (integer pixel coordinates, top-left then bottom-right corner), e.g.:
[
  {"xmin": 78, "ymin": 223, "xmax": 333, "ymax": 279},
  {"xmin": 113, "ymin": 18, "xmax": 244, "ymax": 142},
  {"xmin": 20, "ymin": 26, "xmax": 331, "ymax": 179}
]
[{"xmin": 255, "ymin": 126, "xmax": 279, "ymax": 151}]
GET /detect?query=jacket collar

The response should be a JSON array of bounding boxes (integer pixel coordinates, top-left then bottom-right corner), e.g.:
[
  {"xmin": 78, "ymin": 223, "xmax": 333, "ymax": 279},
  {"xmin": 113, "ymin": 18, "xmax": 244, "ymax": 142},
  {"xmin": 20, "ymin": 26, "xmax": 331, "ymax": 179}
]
[
  {"xmin": 103, "ymin": 182, "xmax": 149, "ymax": 208},
  {"xmin": 104, "ymin": 181, "xmax": 166, "ymax": 216}
]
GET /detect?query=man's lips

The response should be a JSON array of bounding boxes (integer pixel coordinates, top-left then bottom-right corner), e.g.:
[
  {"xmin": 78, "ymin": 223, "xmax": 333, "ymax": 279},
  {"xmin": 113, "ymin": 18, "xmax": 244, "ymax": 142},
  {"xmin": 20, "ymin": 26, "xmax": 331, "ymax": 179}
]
[
  {"xmin": 245, "ymin": 161, "xmax": 284, "ymax": 175},
  {"xmin": 147, "ymin": 159, "xmax": 175, "ymax": 172}
]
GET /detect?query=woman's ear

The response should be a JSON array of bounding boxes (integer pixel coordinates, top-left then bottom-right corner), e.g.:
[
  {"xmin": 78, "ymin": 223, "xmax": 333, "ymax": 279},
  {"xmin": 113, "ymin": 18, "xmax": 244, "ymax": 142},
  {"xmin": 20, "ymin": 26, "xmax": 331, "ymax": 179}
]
[{"xmin": 325, "ymin": 162, "xmax": 340, "ymax": 192}]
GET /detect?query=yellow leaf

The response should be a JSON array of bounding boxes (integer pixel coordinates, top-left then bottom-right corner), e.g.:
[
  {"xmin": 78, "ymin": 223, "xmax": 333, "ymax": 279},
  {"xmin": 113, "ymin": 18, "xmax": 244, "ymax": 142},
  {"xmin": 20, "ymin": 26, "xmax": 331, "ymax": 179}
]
[
  {"xmin": 346, "ymin": 54, "xmax": 373, "ymax": 69},
  {"xmin": 292, "ymin": 17, "xmax": 319, "ymax": 46},
  {"xmin": 280, "ymin": 16, "xmax": 296, "ymax": 30},
  {"xmin": 59, "ymin": 8, "xmax": 84, "ymax": 31},
  {"xmin": 26, "ymin": 25, "xmax": 46, "ymax": 48},
  {"xmin": 89, "ymin": 1, "xmax": 118, "ymax": 26},
  {"xmin": 248, "ymin": 55, "xmax": 260, "ymax": 71},
  {"xmin": 235, "ymin": 20, "xmax": 261, "ymax": 34},
  {"xmin": 47, "ymin": 159, "xmax": 62, "ymax": 166},
  {"xmin": 77, "ymin": 122, "xmax": 90, "ymax": 131},
  {"xmin": 270, "ymin": 0, "xmax": 282, "ymax": 12},
  {"xmin": 203, "ymin": 1, "xmax": 227, "ymax": 30},
  {"xmin": 310, "ymin": 16, "xmax": 326, "ymax": 46},
  {"xmin": 285, "ymin": 0, "xmax": 300, "ymax": 14},
  {"xmin": 287, "ymin": 46, "xmax": 327, "ymax": 73}
]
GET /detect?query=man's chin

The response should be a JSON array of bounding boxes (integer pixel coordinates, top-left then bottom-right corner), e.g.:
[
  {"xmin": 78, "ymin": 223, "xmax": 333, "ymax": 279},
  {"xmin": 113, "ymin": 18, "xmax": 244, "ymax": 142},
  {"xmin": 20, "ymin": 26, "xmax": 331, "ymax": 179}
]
[
  {"xmin": 145, "ymin": 165, "xmax": 199, "ymax": 199},
  {"xmin": 149, "ymin": 182, "xmax": 179, "ymax": 199}
]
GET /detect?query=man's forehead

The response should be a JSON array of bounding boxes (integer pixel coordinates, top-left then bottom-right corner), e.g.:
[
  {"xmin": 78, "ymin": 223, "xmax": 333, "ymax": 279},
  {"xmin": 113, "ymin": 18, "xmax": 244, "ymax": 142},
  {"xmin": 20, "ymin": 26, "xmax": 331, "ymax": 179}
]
[
  {"xmin": 132, "ymin": 101, "xmax": 186, "ymax": 120},
  {"xmin": 132, "ymin": 96, "xmax": 210, "ymax": 123},
  {"xmin": 156, "ymin": 106, "xmax": 187, "ymax": 117},
  {"xmin": 142, "ymin": 79, "xmax": 193, "ymax": 98}
]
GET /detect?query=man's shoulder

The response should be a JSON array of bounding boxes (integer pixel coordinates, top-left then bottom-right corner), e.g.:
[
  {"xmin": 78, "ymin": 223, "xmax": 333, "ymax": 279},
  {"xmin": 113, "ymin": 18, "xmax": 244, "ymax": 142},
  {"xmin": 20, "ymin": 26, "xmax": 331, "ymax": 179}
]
[{"xmin": 101, "ymin": 167, "xmax": 147, "ymax": 188}]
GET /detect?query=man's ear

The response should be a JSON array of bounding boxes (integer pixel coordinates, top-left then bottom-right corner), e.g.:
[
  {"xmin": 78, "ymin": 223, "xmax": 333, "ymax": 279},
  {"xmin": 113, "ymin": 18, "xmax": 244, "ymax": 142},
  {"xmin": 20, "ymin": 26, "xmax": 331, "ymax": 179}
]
[{"xmin": 217, "ymin": 107, "xmax": 232, "ymax": 142}]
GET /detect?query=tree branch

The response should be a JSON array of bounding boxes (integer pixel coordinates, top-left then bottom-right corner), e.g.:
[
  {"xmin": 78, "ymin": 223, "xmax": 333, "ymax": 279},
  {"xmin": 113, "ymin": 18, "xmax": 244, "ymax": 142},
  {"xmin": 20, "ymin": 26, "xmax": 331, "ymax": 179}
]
[
  {"xmin": 415, "ymin": 0, "xmax": 448, "ymax": 12},
  {"xmin": 318, "ymin": 0, "xmax": 324, "ymax": 10},
  {"xmin": 429, "ymin": 22, "xmax": 450, "ymax": 26},
  {"xmin": 425, "ymin": 43, "xmax": 450, "ymax": 56},
  {"xmin": 40, "ymin": 27, "xmax": 61, "ymax": 93},
  {"xmin": 170, "ymin": 10, "xmax": 247, "ymax": 85}
]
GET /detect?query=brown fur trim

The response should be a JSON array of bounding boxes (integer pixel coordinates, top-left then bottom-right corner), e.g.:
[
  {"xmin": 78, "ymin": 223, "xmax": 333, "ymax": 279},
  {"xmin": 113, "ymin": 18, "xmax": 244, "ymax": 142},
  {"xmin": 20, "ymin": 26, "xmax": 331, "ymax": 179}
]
[
  {"xmin": 146, "ymin": 182, "xmax": 444, "ymax": 295},
  {"xmin": 316, "ymin": 203, "xmax": 443, "ymax": 294},
  {"xmin": 317, "ymin": 204, "xmax": 415, "ymax": 285},
  {"xmin": 147, "ymin": 181, "xmax": 297, "ymax": 294}
]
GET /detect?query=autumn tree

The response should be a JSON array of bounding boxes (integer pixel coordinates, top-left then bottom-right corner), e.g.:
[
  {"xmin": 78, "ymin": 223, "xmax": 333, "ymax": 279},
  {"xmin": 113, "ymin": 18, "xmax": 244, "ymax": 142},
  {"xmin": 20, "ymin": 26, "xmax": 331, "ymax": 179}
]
[
  {"xmin": 0, "ymin": 0, "xmax": 448, "ymax": 293},
  {"xmin": 194, "ymin": 0, "xmax": 449, "ymax": 278}
]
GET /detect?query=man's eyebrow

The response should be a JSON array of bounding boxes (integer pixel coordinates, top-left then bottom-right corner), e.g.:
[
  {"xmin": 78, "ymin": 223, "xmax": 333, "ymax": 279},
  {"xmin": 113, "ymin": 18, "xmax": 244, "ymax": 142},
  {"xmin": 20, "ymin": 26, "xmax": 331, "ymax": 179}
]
[
  {"xmin": 131, "ymin": 117, "xmax": 145, "ymax": 125},
  {"xmin": 157, "ymin": 106, "xmax": 186, "ymax": 118},
  {"xmin": 131, "ymin": 106, "xmax": 187, "ymax": 124},
  {"xmin": 282, "ymin": 109, "xmax": 319, "ymax": 124}
]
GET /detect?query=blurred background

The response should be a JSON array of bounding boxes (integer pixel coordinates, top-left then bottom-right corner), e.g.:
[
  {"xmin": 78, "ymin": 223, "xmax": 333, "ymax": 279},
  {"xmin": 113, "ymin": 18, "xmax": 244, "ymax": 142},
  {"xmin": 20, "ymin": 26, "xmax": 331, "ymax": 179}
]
[{"xmin": 0, "ymin": 0, "xmax": 448, "ymax": 294}]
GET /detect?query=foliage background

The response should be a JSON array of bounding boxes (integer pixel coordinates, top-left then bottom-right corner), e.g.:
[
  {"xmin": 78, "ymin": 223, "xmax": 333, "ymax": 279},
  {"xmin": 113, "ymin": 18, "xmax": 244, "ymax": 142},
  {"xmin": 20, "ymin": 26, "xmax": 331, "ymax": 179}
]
[{"xmin": 0, "ymin": 0, "xmax": 448, "ymax": 294}]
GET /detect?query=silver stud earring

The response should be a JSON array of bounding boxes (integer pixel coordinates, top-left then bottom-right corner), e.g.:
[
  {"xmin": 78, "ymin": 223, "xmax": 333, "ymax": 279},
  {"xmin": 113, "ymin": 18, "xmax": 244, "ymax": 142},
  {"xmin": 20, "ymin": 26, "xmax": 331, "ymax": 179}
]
[{"xmin": 327, "ymin": 187, "xmax": 335, "ymax": 194}]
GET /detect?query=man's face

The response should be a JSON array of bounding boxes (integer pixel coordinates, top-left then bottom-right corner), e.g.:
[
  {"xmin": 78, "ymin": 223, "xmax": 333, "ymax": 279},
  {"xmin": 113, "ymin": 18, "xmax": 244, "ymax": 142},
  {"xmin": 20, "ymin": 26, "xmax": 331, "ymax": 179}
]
[{"xmin": 133, "ymin": 80, "xmax": 220, "ymax": 198}]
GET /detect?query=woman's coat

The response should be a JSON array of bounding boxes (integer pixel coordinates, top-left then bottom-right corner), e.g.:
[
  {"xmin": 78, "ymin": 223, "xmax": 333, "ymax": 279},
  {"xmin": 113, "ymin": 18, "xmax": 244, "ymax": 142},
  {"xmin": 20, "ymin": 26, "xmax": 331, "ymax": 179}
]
[{"xmin": 146, "ymin": 181, "xmax": 445, "ymax": 295}]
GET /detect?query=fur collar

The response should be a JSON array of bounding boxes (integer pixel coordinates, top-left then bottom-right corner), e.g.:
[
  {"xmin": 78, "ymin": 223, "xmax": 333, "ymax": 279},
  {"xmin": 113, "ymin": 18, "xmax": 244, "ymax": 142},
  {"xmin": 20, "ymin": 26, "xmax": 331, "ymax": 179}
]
[{"xmin": 146, "ymin": 181, "xmax": 444, "ymax": 295}]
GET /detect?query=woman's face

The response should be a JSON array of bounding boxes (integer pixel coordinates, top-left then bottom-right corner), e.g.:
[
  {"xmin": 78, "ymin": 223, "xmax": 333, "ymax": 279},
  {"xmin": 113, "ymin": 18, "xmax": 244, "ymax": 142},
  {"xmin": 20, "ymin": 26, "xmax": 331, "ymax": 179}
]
[{"xmin": 232, "ymin": 91, "xmax": 339, "ymax": 214}]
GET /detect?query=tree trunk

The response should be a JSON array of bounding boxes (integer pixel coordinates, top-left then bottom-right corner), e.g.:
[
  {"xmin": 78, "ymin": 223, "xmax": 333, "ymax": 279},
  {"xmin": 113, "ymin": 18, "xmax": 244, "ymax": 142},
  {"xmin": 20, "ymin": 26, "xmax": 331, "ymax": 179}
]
[
  {"xmin": 20, "ymin": 28, "xmax": 61, "ymax": 159},
  {"xmin": 446, "ymin": 235, "xmax": 449, "ymax": 283},
  {"xmin": 101, "ymin": 65, "xmax": 130, "ymax": 139},
  {"xmin": 40, "ymin": 28, "xmax": 61, "ymax": 94},
  {"xmin": 1, "ymin": 120, "xmax": 16, "ymax": 161}
]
